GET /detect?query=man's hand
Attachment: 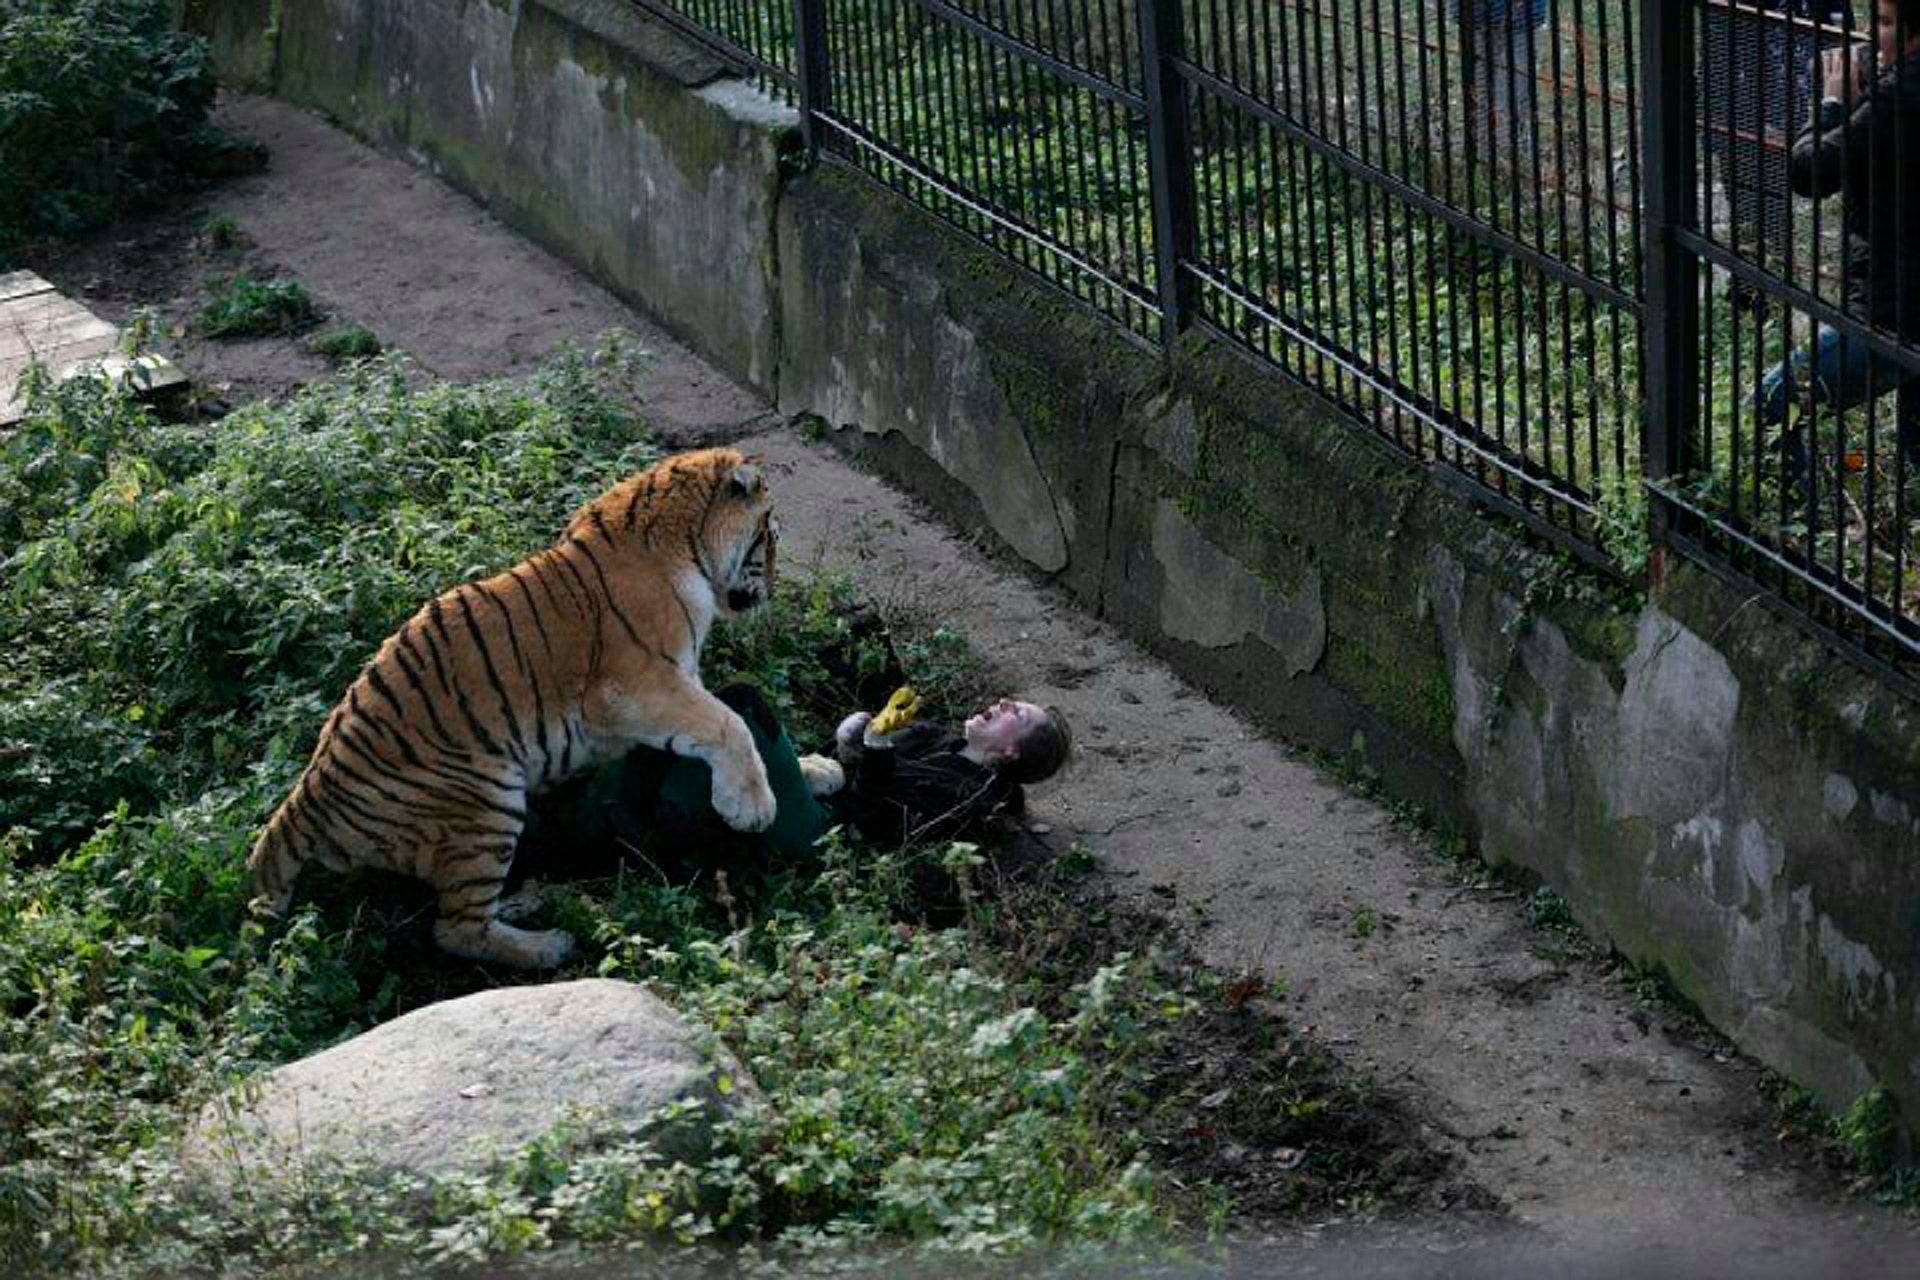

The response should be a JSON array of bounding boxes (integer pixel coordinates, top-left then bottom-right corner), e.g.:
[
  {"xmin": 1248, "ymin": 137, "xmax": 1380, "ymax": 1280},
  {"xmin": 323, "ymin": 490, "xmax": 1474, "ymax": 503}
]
[
  {"xmin": 1823, "ymin": 44, "xmax": 1873, "ymax": 102},
  {"xmin": 836, "ymin": 710, "xmax": 872, "ymax": 746},
  {"xmin": 870, "ymin": 686, "xmax": 923, "ymax": 736}
]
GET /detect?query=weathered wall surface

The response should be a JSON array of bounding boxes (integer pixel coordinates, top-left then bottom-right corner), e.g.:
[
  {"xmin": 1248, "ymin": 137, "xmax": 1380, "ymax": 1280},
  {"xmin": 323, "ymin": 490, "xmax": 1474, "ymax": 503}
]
[
  {"xmin": 197, "ymin": 1, "xmax": 1920, "ymax": 1132},
  {"xmin": 213, "ymin": 0, "xmax": 794, "ymax": 394}
]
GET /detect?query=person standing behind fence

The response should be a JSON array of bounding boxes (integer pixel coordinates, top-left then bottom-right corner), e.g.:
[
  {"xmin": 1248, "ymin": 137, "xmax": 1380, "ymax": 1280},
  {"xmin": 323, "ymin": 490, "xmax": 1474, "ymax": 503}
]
[
  {"xmin": 1756, "ymin": 0, "xmax": 1920, "ymax": 477},
  {"xmin": 1699, "ymin": 0, "xmax": 1851, "ymax": 311},
  {"xmin": 1459, "ymin": 0, "xmax": 1550, "ymax": 158}
]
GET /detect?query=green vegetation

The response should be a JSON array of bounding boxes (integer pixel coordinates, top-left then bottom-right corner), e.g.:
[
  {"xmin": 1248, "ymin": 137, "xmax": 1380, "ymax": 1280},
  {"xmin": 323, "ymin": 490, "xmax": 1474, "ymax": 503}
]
[
  {"xmin": 1765, "ymin": 1078, "xmax": 1920, "ymax": 1209},
  {"xmin": 0, "ymin": 342, "xmax": 1257, "ymax": 1275},
  {"xmin": 0, "ymin": 0, "xmax": 246, "ymax": 266},
  {"xmin": 194, "ymin": 272, "xmax": 324, "ymax": 337},
  {"xmin": 202, "ymin": 212, "xmax": 241, "ymax": 251},
  {"xmin": 307, "ymin": 322, "xmax": 382, "ymax": 361}
]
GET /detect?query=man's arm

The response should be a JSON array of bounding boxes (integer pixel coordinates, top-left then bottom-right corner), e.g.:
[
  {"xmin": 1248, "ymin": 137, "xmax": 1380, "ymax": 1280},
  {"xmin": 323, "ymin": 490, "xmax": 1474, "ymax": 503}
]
[{"xmin": 1790, "ymin": 49, "xmax": 1872, "ymax": 199}]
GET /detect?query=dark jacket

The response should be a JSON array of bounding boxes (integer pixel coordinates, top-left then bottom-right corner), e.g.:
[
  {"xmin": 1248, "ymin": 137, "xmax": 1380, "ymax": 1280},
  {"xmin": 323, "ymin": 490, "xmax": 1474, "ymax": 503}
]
[
  {"xmin": 1790, "ymin": 51, "xmax": 1920, "ymax": 338},
  {"xmin": 830, "ymin": 721, "xmax": 1023, "ymax": 847}
]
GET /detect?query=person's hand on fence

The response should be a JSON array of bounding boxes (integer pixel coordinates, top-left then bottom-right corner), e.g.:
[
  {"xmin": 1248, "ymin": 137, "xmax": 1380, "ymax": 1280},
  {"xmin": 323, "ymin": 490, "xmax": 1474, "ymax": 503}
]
[{"xmin": 1822, "ymin": 44, "xmax": 1875, "ymax": 103}]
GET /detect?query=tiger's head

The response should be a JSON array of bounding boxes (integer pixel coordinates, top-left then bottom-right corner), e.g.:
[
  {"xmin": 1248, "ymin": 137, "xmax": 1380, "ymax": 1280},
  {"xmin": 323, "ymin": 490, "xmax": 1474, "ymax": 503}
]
[
  {"xmin": 705, "ymin": 456, "xmax": 777, "ymax": 617},
  {"xmin": 572, "ymin": 447, "xmax": 777, "ymax": 618}
]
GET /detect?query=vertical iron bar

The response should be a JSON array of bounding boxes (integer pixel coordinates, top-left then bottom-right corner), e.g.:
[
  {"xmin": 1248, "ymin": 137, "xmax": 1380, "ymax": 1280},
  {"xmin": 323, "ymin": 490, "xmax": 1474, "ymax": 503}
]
[
  {"xmin": 793, "ymin": 0, "xmax": 831, "ymax": 153},
  {"xmin": 1642, "ymin": 0, "xmax": 1699, "ymax": 518},
  {"xmin": 1136, "ymin": 0, "xmax": 1197, "ymax": 347}
]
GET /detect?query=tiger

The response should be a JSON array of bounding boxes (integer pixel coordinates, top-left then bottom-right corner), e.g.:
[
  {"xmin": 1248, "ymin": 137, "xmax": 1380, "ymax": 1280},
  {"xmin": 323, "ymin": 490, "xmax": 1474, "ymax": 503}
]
[{"xmin": 246, "ymin": 447, "xmax": 780, "ymax": 969}]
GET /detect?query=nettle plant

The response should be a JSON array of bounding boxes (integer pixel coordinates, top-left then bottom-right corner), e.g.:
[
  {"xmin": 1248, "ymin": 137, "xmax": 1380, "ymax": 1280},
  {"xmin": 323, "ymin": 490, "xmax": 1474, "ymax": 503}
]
[{"xmin": 0, "ymin": 341, "xmax": 1194, "ymax": 1276}]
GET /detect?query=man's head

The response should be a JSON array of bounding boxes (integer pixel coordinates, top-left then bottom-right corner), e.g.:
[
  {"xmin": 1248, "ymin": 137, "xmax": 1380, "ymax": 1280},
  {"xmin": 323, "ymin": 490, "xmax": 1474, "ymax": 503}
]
[
  {"xmin": 962, "ymin": 698, "xmax": 1074, "ymax": 785},
  {"xmin": 1877, "ymin": 0, "xmax": 1920, "ymax": 61}
]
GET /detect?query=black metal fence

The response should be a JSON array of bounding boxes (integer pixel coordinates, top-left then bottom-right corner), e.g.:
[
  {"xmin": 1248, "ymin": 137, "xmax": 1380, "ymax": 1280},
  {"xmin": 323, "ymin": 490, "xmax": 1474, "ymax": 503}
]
[
  {"xmin": 1652, "ymin": 1, "xmax": 1920, "ymax": 673},
  {"xmin": 636, "ymin": 0, "xmax": 1920, "ymax": 679}
]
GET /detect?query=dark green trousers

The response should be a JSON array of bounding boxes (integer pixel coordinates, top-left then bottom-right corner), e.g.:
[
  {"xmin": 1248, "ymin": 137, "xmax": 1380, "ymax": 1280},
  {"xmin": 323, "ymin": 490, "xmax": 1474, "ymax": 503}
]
[{"xmin": 557, "ymin": 684, "xmax": 834, "ymax": 865}]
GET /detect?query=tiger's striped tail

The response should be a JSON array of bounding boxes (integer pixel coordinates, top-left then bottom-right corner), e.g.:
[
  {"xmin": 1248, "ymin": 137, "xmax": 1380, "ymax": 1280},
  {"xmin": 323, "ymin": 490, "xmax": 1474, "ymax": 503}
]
[{"xmin": 246, "ymin": 781, "xmax": 312, "ymax": 918}]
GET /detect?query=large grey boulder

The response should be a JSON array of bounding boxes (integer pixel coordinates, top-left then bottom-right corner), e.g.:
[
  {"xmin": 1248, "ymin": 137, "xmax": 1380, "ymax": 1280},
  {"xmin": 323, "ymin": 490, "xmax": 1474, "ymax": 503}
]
[{"xmin": 188, "ymin": 978, "xmax": 754, "ymax": 1186}]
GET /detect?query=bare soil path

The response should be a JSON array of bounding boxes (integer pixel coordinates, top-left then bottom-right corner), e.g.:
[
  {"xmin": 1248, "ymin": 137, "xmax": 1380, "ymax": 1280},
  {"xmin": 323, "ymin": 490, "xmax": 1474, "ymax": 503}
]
[{"xmin": 36, "ymin": 91, "xmax": 1917, "ymax": 1269}]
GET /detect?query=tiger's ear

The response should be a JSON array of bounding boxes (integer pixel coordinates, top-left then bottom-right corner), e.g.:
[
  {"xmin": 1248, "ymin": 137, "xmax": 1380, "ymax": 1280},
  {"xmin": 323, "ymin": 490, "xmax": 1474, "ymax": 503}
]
[{"xmin": 730, "ymin": 464, "xmax": 764, "ymax": 499}]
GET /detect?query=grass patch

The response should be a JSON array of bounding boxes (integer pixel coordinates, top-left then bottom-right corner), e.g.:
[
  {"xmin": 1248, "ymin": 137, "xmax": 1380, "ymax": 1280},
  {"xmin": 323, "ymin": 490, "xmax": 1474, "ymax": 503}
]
[
  {"xmin": 308, "ymin": 323, "xmax": 382, "ymax": 362},
  {"xmin": 202, "ymin": 213, "xmax": 241, "ymax": 252},
  {"xmin": 1762, "ymin": 1078, "xmax": 1920, "ymax": 1211},
  {"xmin": 194, "ymin": 272, "xmax": 324, "ymax": 338}
]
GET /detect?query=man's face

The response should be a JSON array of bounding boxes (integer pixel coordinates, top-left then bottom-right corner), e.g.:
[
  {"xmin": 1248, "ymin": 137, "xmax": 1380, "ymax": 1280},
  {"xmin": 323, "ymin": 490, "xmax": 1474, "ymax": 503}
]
[
  {"xmin": 1877, "ymin": 1, "xmax": 1915, "ymax": 61},
  {"xmin": 963, "ymin": 699, "xmax": 1046, "ymax": 763}
]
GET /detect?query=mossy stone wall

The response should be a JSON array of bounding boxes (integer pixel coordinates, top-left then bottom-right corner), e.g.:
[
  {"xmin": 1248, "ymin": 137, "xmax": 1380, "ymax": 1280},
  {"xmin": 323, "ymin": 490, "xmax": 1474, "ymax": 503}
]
[{"xmin": 192, "ymin": 0, "xmax": 1920, "ymax": 1139}]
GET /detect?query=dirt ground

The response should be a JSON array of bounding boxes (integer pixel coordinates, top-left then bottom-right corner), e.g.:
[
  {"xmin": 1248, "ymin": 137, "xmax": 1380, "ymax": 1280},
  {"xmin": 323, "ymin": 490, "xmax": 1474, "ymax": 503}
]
[{"xmin": 31, "ymin": 92, "xmax": 1920, "ymax": 1270}]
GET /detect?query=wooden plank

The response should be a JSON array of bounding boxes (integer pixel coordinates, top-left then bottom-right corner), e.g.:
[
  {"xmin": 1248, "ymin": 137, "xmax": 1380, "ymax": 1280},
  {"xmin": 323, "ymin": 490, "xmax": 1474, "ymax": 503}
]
[
  {"xmin": 0, "ymin": 293, "xmax": 96, "ymax": 353},
  {"xmin": 0, "ymin": 329, "xmax": 119, "ymax": 381},
  {"xmin": 0, "ymin": 270, "xmax": 53, "ymax": 303},
  {"xmin": 0, "ymin": 304, "xmax": 99, "ymax": 366},
  {"xmin": 0, "ymin": 275, "xmax": 189, "ymax": 428},
  {"xmin": 0, "ymin": 314, "xmax": 120, "ymax": 377}
]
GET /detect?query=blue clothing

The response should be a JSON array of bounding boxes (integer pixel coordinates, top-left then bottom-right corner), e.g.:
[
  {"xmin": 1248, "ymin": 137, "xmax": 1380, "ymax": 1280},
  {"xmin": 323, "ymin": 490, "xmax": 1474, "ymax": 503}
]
[
  {"xmin": 1458, "ymin": 0, "xmax": 1549, "ymax": 153},
  {"xmin": 1756, "ymin": 326, "xmax": 1920, "ymax": 491},
  {"xmin": 1463, "ymin": 0, "xmax": 1547, "ymax": 28}
]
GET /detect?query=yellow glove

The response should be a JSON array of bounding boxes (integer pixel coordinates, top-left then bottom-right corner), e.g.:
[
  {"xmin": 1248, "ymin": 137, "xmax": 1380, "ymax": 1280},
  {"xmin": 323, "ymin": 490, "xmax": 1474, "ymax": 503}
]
[{"xmin": 869, "ymin": 686, "xmax": 923, "ymax": 736}]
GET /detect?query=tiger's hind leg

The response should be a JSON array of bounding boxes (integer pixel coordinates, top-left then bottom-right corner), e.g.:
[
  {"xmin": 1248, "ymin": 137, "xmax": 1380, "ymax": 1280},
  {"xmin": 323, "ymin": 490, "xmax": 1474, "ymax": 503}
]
[
  {"xmin": 429, "ymin": 844, "xmax": 575, "ymax": 970},
  {"xmin": 433, "ymin": 895, "xmax": 576, "ymax": 970}
]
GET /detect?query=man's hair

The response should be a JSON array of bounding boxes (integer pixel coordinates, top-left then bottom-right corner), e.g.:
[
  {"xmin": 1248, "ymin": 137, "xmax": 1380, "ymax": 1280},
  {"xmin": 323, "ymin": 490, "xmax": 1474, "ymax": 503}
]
[{"xmin": 1000, "ymin": 705, "xmax": 1073, "ymax": 786}]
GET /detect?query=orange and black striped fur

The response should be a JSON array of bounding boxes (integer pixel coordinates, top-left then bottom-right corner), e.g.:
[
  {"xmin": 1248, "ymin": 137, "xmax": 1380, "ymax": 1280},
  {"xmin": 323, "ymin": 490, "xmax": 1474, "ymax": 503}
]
[{"xmin": 247, "ymin": 448, "xmax": 779, "ymax": 969}]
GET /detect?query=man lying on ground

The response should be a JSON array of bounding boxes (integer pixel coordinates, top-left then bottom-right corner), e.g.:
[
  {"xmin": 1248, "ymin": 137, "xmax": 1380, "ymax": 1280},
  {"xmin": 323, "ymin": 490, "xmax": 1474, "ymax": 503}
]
[{"xmin": 521, "ymin": 683, "xmax": 1072, "ymax": 877}]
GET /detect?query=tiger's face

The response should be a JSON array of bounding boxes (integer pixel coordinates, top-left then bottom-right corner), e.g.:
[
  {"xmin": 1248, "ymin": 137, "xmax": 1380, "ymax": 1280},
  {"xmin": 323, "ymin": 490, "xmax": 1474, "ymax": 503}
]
[{"xmin": 708, "ymin": 462, "xmax": 777, "ymax": 617}]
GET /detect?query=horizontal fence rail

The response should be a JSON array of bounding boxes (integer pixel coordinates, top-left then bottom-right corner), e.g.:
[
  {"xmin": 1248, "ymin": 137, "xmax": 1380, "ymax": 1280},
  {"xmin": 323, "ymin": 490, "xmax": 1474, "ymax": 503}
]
[{"xmin": 627, "ymin": 0, "xmax": 1920, "ymax": 679}]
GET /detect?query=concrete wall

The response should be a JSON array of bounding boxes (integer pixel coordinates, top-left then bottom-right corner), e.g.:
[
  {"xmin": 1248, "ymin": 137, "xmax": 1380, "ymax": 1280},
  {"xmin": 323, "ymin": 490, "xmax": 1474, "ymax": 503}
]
[
  {"xmin": 196, "ymin": 0, "xmax": 1920, "ymax": 1134},
  {"xmin": 213, "ymin": 0, "xmax": 795, "ymax": 395}
]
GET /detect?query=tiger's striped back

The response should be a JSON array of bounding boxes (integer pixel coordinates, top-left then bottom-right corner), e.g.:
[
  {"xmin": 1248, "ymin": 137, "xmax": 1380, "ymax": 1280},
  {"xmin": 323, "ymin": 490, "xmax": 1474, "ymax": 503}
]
[{"xmin": 247, "ymin": 447, "xmax": 778, "ymax": 969}]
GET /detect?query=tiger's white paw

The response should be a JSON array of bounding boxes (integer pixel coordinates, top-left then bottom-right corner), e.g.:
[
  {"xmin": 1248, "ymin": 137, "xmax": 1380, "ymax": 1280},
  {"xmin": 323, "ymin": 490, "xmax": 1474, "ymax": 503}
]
[
  {"xmin": 798, "ymin": 753, "xmax": 845, "ymax": 797},
  {"xmin": 713, "ymin": 760, "xmax": 777, "ymax": 833},
  {"xmin": 526, "ymin": 928, "xmax": 577, "ymax": 970},
  {"xmin": 434, "ymin": 920, "xmax": 576, "ymax": 970}
]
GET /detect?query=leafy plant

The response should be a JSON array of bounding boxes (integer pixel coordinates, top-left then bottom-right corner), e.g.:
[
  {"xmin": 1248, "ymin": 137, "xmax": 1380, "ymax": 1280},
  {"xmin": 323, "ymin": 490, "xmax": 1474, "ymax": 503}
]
[
  {"xmin": 1, "ymin": 336, "xmax": 656, "ymax": 857},
  {"xmin": 308, "ymin": 322, "xmax": 381, "ymax": 361},
  {"xmin": 202, "ymin": 212, "xmax": 241, "ymax": 251},
  {"xmin": 0, "ymin": 341, "xmax": 1215, "ymax": 1274},
  {"xmin": 1837, "ymin": 1087, "xmax": 1901, "ymax": 1178},
  {"xmin": 0, "ymin": 0, "xmax": 244, "ymax": 264},
  {"xmin": 193, "ymin": 272, "xmax": 324, "ymax": 337}
]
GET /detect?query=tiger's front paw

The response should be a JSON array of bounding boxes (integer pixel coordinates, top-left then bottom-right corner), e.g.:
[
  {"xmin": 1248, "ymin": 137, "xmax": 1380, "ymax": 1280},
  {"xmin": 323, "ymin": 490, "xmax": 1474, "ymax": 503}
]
[
  {"xmin": 713, "ymin": 761, "xmax": 777, "ymax": 833},
  {"xmin": 798, "ymin": 753, "xmax": 845, "ymax": 797}
]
